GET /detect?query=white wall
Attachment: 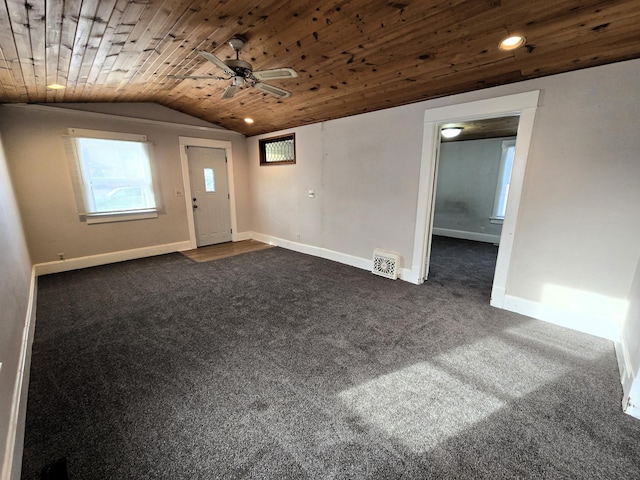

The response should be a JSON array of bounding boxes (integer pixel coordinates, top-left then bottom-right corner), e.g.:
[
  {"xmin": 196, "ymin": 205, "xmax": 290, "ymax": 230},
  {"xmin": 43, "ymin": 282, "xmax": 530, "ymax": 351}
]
[
  {"xmin": 0, "ymin": 131, "xmax": 33, "ymax": 479},
  {"xmin": 249, "ymin": 125, "xmax": 324, "ymax": 245},
  {"xmin": 248, "ymin": 107, "xmax": 424, "ymax": 272},
  {"xmin": 434, "ymin": 137, "xmax": 513, "ymax": 242},
  {"xmin": 247, "ymin": 58, "xmax": 640, "ymax": 341},
  {"xmin": 0, "ymin": 104, "xmax": 249, "ymax": 266},
  {"xmin": 47, "ymin": 102, "xmax": 224, "ymax": 128}
]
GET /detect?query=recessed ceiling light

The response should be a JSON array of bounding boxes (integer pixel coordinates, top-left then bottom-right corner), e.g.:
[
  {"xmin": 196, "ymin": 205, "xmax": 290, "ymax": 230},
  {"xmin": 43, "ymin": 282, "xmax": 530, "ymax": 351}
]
[
  {"xmin": 499, "ymin": 35, "xmax": 526, "ymax": 51},
  {"xmin": 441, "ymin": 127, "xmax": 464, "ymax": 139},
  {"xmin": 47, "ymin": 83, "xmax": 66, "ymax": 90},
  {"xmin": 244, "ymin": 118, "xmax": 254, "ymax": 124}
]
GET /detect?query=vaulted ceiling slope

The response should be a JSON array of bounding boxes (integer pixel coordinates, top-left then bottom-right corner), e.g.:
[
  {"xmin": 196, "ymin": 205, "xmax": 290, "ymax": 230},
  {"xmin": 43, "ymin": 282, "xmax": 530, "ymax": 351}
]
[{"xmin": 1, "ymin": 0, "xmax": 639, "ymax": 136}]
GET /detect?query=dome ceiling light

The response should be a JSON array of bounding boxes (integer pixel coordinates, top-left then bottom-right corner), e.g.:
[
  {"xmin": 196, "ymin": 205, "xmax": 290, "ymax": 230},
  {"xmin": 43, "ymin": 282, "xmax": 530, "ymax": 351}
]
[{"xmin": 441, "ymin": 127, "xmax": 464, "ymax": 139}]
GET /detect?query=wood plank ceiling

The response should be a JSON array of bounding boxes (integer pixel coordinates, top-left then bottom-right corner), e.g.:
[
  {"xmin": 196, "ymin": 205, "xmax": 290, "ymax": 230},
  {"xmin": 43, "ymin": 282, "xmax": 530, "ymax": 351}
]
[{"xmin": 1, "ymin": 0, "xmax": 639, "ymax": 136}]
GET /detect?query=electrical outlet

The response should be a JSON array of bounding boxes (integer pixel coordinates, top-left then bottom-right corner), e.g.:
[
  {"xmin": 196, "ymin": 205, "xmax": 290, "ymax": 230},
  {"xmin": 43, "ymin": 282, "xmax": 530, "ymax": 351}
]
[
  {"xmin": 296, "ymin": 234, "xmax": 300, "ymax": 241},
  {"xmin": 57, "ymin": 253, "xmax": 64, "ymax": 261}
]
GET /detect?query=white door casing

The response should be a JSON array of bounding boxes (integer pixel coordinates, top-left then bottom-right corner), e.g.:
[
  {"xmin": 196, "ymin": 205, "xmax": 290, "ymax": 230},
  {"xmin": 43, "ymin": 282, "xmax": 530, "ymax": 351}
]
[
  {"xmin": 179, "ymin": 137, "xmax": 238, "ymax": 250},
  {"xmin": 187, "ymin": 146, "xmax": 232, "ymax": 246},
  {"xmin": 411, "ymin": 91, "xmax": 540, "ymax": 308}
]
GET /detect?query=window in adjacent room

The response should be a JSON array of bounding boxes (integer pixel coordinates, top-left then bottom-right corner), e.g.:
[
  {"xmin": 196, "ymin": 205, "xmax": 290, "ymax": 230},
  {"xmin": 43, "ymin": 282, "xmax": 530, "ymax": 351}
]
[
  {"xmin": 66, "ymin": 128, "xmax": 158, "ymax": 223},
  {"xmin": 259, "ymin": 133, "xmax": 296, "ymax": 165},
  {"xmin": 491, "ymin": 139, "xmax": 516, "ymax": 224}
]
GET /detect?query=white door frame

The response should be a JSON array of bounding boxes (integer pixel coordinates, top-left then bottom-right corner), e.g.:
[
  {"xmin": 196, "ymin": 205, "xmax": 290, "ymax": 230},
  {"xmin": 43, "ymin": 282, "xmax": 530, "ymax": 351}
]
[
  {"xmin": 410, "ymin": 91, "xmax": 540, "ymax": 308},
  {"xmin": 179, "ymin": 136, "xmax": 238, "ymax": 250}
]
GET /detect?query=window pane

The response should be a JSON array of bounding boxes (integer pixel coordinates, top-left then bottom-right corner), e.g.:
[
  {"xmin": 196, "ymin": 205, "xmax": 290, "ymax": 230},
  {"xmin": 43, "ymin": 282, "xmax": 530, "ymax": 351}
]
[
  {"xmin": 494, "ymin": 144, "xmax": 515, "ymax": 219},
  {"xmin": 75, "ymin": 138, "xmax": 156, "ymax": 213},
  {"xmin": 204, "ymin": 168, "xmax": 215, "ymax": 192}
]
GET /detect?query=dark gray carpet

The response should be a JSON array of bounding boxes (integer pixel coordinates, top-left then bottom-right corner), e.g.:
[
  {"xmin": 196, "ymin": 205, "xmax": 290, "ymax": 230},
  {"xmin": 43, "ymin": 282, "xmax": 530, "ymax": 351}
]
[{"xmin": 21, "ymin": 237, "xmax": 640, "ymax": 479}]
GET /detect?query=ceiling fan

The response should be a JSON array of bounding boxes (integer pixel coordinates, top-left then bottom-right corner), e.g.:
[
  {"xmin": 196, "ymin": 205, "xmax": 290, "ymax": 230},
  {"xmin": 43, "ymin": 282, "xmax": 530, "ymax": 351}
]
[{"xmin": 169, "ymin": 36, "xmax": 298, "ymax": 99}]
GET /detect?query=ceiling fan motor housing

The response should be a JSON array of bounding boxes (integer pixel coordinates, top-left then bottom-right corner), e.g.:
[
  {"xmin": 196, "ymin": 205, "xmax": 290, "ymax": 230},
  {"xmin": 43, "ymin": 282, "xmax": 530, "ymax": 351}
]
[{"xmin": 225, "ymin": 59, "xmax": 253, "ymax": 78}]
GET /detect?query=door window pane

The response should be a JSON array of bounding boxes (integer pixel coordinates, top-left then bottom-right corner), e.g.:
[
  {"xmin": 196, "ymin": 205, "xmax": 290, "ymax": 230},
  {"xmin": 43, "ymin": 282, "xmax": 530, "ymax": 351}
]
[{"xmin": 204, "ymin": 168, "xmax": 215, "ymax": 192}]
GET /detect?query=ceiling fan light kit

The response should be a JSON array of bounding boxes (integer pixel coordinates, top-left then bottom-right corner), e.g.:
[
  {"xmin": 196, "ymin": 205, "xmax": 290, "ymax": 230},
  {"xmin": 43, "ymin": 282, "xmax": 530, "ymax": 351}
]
[{"xmin": 173, "ymin": 36, "xmax": 297, "ymax": 100}]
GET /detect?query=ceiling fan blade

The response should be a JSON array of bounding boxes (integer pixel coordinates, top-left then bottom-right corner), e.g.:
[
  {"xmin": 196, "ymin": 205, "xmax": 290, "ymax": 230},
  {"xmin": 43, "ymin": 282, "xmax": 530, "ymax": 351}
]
[
  {"xmin": 253, "ymin": 81, "xmax": 292, "ymax": 99},
  {"xmin": 198, "ymin": 50, "xmax": 235, "ymax": 77},
  {"xmin": 167, "ymin": 75, "xmax": 225, "ymax": 80},
  {"xmin": 252, "ymin": 68, "xmax": 298, "ymax": 81},
  {"xmin": 221, "ymin": 85, "xmax": 238, "ymax": 99}
]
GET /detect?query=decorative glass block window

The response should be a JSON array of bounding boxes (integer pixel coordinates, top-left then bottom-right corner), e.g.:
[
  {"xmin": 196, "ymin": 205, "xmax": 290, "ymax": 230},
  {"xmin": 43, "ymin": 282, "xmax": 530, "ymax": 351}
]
[
  {"xmin": 204, "ymin": 168, "xmax": 215, "ymax": 192},
  {"xmin": 259, "ymin": 133, "xmax": 296, "ymax": 165}
]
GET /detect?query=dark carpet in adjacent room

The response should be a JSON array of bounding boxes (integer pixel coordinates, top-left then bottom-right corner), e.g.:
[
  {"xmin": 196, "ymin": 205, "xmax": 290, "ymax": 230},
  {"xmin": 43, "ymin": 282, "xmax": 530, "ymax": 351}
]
[{"xmin": 22, "ymin": 236, "xmax": 640, "ymax": 479}]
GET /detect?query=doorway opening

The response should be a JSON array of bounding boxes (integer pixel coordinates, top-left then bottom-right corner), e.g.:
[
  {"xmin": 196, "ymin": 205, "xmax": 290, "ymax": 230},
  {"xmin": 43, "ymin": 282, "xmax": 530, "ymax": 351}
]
[
  {"xmin": 410, "ymin": 91, "xmax": 539, "ymax": 309},
  {"xmin": 429, "ymin": 116, "xmax": 520, "ymax": 298}
]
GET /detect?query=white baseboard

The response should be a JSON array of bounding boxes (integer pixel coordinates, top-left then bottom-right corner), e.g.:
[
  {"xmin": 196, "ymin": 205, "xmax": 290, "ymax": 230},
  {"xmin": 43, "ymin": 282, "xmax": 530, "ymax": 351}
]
[
  {"xmin": 250, "ymin": 232, "xmax": 414, "ymax": 282},
  {"xmin": 502, "ymin": 294, "xmax": 621, "ymax": 341},
  {"xmin": 34, "ymin": 241, "xmax": 192, "ymax": 276},
  {"xmin": 401, "ymin": 268, "xmax": 423, "ymax": 285},
  {"xmin": 2, "ymin": 268, "xmax": 37, "ymax": 480},
  {"xmin": 432, "ymin": 227, "xmax": 500, "ymax": 244},
  {"xmin": 616, "ymin": 339, "xmax": 633, "ymax": 396},
  {"xmin": 232, "ymin": 231, "xmax": 252, "ymax": 242},
  {"xmin": 616, "ymin": 336, "xmax": 640, "ymax": 420},
  {"xmin": 490, "ymin": 286, "xmax": 507, "ymax": 308},
  {"xmin": 624, "ymin": 386, "xmax": 640, "ymax": 420}
]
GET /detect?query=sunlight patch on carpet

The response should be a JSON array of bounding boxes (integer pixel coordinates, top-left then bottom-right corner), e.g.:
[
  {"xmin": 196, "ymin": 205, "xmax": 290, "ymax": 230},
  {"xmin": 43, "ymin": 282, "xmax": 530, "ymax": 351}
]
[
  {"xmin": 338, "ymin": 362, "xmax": 505, "ymax": 453},
  {"xmin": 432, "ymin": 335, "xmax": 570, "ymax": 398},
  {"xmin": 339, "ymin": 333, "xmax": 574, "ymax": 452}
]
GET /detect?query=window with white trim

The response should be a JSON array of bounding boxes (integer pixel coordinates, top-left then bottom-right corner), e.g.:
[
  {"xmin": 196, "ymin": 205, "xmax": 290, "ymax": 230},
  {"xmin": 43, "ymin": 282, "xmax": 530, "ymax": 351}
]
[
  {"xmin": 491, "ymin": 139, "xmax": 516, "ymax": 224},
  {"xmin": 66, "ymin": 129, "xmax": 158, "ymax": 224}
]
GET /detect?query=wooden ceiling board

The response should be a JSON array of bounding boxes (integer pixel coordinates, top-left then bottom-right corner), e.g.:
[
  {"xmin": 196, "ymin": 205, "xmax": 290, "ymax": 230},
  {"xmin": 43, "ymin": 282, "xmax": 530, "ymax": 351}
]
[
  {"xmin": 1, "ymin": 0, "xmax": 639, "ymax": 136},
  {"xmin": 125, "ymin": 0, "xmax": 286, "ymax": 89},
  {"xmin": 70, "ymin": 0, "xmax": 122, "ymax": 97},
  {"xmin": 57, "ymin": 0, "xmax": 83, "ymax": 92},
  {"xmin": 44, "ymin": 0, "xmax": 64, "ymax": 90},
  {"xmin": 4, "ymin": 0, "xmax": 37, "ymax": 99},
  {"xmin": 441, "ymin": 116, "xmax": 520, "ymax": 142}
]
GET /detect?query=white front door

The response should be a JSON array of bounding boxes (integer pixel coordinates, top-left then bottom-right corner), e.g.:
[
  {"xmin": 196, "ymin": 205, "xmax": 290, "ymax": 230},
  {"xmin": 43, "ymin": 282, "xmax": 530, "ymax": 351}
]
[{"xmin": 187, "ymin": 146, "xmax": 232, "ymax": 246}]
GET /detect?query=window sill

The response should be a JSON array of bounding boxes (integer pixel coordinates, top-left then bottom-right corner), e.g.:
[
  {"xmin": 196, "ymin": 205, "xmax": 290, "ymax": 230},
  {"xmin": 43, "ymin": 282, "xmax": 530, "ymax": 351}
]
[
  {"xmin": 85, "ymin": 210, "xmax": 158, "ymax": 224},
  {"xmin": 490, "ymin": 217, "xmax": 504, "ymax": 225}
]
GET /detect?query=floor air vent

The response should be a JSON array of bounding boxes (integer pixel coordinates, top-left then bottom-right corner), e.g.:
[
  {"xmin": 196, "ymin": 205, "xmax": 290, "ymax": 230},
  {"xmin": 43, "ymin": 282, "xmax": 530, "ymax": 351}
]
[{"xmin": 372, "ymin": 249, "xmax": 399, "ymax": 280}]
